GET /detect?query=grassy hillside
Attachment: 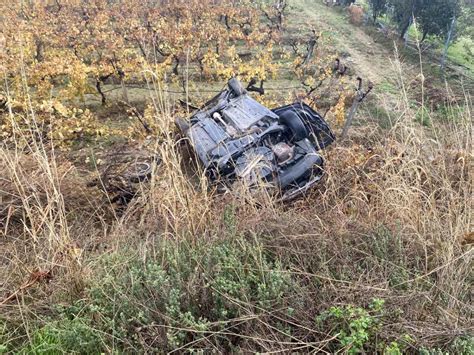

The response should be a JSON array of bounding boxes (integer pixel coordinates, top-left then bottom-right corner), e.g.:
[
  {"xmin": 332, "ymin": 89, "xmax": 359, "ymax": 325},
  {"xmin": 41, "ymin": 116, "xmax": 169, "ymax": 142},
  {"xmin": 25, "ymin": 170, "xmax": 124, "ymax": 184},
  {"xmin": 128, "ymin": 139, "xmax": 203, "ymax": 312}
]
[{"xmin": 0, "ymin": 1, "xmax": 472, "ymax": 353}]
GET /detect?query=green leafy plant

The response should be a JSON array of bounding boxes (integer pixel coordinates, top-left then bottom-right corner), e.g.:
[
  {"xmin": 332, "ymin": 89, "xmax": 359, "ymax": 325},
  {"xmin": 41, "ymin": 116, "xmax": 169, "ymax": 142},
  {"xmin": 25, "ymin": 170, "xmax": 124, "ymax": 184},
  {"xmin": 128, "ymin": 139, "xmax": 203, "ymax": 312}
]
[
  {"xmin": 384, "ymin": 341, "xmax": 403, "ymax": 354},
  {"xmin": 78, "ymin": 236, "xmax": 292, "ymax": 351},
  {"xmin": 19, "ymin": 319, "xmax": 103, "ymax": 355},
  {"xmin": 316, "ymin": 298, "xmax": 386, "ymax": 354}
]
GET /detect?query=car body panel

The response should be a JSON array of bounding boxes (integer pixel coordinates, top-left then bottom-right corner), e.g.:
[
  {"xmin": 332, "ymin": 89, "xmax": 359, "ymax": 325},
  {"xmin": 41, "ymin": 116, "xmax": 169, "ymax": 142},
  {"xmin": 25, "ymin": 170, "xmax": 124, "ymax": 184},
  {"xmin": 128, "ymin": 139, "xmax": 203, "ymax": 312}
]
[{"xmin": 177, "ymin": 79, "xmax": 335, "ymax": 200}]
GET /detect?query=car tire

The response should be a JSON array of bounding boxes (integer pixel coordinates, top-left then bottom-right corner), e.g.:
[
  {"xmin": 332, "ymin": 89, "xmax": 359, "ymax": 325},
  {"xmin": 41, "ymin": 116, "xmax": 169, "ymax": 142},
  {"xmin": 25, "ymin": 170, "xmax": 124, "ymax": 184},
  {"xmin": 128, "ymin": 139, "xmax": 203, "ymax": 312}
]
[
  {"xmin": 228, "ymin": 77, "xmax": 245, "ymax": 96},
  {"xmin": 279, "ymin": 111, "xmax": 309, "ymax": 141}
]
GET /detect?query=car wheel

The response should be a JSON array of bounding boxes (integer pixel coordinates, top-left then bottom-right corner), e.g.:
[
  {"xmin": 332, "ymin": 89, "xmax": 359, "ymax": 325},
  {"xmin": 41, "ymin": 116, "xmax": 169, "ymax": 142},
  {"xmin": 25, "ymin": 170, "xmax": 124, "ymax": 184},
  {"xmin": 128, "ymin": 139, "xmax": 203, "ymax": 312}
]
[
  {"xmin": 279, "ymin": 110, "xmax": 309, "ymax": 141},
  {"xmin": 228, "ymin": 77, "xmax": 245, "ymax": 96},
  {"xmin": 124, "ymin": 161, "xmax": 154, "ymax": 183}
]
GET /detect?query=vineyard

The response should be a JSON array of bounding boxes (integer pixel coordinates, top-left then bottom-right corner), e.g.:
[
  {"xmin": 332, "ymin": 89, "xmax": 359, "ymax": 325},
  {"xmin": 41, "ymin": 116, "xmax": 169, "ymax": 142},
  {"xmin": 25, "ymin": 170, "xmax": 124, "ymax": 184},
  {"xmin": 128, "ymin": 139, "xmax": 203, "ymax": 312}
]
[
  {"xmin": 0, "ymin": 0, "xmax": 473, "ymax": 353},
  {"xmin": 0, "ymin": 0, "xmax": 355, "ymax": 145}
]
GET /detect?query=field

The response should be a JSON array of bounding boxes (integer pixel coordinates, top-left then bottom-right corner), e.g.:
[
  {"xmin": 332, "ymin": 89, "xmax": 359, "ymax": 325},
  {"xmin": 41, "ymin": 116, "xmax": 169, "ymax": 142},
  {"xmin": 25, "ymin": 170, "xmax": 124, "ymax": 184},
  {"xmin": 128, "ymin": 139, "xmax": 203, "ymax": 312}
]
[{"xmin": 0, "ymin": 0, "xmax": 473, "ymax": 353}]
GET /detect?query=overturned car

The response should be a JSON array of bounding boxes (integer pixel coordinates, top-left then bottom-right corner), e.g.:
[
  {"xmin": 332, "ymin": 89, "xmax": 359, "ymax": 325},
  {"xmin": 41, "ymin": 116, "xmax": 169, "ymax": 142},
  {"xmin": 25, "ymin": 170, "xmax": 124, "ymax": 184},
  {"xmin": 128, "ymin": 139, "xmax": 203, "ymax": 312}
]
[{"xmin": 176, "ymin": 78, "xmax": 335, "ymax": 200}]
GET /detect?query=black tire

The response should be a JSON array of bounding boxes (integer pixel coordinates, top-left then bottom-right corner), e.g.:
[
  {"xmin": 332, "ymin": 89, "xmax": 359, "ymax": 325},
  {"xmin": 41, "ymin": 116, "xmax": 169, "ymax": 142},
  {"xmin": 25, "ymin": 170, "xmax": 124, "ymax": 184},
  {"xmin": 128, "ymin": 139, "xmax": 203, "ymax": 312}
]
[
  {"xmin": 228, "ymin": 77, "xmax": 245, "ymax": 96},
  {"xmin": 279, "ymin": 111, "xmax": 309, "ymax": 141},
  {"xmin": 125, "ymin": 161, "xmax": 153, "ymax": 183},
  {"xmin": 273, "ymin": 104, "xmax": 335, "ymax": 149}
]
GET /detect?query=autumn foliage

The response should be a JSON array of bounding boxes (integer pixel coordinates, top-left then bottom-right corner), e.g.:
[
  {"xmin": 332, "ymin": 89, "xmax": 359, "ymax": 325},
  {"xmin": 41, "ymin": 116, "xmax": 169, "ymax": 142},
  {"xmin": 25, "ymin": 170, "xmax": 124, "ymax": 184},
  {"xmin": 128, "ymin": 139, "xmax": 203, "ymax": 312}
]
[{"xmin": 0, "ymin": 0, "xmax": 354, "ymax": 147}]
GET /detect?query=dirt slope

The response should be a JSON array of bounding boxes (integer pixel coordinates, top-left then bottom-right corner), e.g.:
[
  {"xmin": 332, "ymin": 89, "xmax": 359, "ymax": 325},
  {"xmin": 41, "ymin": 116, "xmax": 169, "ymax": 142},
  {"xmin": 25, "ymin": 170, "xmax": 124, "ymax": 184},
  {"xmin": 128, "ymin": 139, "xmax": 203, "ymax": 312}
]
[
  {"xmin": 290, "ymin": 0, "xmax": 473, "ymax": 96},
  {"xmin": 290, "ymin": 0, "xmax": 400, "ymax": 85}
]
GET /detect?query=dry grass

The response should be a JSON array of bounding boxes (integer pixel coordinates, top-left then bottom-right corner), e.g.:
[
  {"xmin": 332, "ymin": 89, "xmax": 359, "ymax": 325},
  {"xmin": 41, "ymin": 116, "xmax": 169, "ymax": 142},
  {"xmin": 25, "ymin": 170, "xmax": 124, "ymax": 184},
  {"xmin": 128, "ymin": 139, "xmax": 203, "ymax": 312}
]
[{"xmin": 0, "ymin": 55, "xmax": 472, "ymax": 352}]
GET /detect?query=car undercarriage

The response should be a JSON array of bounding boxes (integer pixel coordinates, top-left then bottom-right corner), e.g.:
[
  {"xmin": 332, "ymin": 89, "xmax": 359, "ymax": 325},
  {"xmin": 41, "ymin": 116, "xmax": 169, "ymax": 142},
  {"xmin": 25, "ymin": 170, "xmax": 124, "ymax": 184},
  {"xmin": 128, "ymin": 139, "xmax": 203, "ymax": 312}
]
[{"xmin": 176, "ymin": 78, "xmax": 335, "ymax": 200}]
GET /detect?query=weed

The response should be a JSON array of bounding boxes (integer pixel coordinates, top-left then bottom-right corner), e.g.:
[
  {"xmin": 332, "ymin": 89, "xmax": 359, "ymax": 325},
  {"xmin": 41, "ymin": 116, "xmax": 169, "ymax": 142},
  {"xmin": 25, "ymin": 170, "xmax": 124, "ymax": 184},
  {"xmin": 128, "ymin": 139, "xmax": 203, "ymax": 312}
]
[
  {"xmin": 316, "ymin": 299, "xmax": 386, "ymax": 354},
  {"xmin": 384, "ymin": 341, "xmax": 403, "ymax": 354},
  {"xmin": 18, "ymin": 319, "xmax": 103, "ymax": 355},
  {"xmin": 0, "ymin": 321, "xmax": 9, "ymax": 354},
  {"xmin": 420, "ymin": 337, "xmax": 474, "ymax": 355},
  {"xmin": 223, "ymin": 203, "xmax": 237, "ymax": 237},
  {"xmin": 414, "ymin": 105, "xmax": 432, "ymax": 126},
  {"xmin": 364, "ymin": 102, "xmax": 393, "ymax": 128},
  {"xmin": 451, "ymin": 337, "xmax": 474, "ymax": 355},
  {"xmin": 378, "ymin": 81, "xmax": 398, "ymax": 95},
  {"xmin": 435, "ymin": 103, "xmax": 467, "ymax": 122},
  {"xmin": 1, "ymin": 0, "xmax": 472, "ymax": 353}
]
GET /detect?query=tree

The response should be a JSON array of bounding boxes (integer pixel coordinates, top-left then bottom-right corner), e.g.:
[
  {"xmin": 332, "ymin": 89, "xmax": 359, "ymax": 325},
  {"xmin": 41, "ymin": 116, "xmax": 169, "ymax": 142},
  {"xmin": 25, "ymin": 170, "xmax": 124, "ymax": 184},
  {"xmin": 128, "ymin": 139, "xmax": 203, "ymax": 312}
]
[
  {"xmin": 457, "ymin": 0, "xmax": 474, "ymax": 39},
  {"xmin": 440, "ymin": 15, "xmax": 457, "ymax": 72},
  {"xmin": 368, "ymin": 0, "xmax": 388, "ymax": 22},
  {"xmin": 388, "ymin": 0, "xmax": 424, "ymax": 40},
  {"xmin": 417, "ymin": 0, "xmax": 461, "ymax": 42},
  {"xmin": 261, "ymin": 0, "xmax": 288, "ymax": 31},
  {"xmin": 388, "ymin": 0, "xmax": 463, "ymax": 41}
]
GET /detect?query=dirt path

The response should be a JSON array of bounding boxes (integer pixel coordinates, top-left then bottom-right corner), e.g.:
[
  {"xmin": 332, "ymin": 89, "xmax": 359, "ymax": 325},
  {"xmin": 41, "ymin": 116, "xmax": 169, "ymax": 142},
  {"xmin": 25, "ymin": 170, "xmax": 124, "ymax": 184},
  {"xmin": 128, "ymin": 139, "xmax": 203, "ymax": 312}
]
[
  {"xmin": 290, "ymin": 0, "xmax": 401, "ymax": 86},
  {"xmin": 290, "ymin": 0, "xmax": 473, "ymax": 96}
]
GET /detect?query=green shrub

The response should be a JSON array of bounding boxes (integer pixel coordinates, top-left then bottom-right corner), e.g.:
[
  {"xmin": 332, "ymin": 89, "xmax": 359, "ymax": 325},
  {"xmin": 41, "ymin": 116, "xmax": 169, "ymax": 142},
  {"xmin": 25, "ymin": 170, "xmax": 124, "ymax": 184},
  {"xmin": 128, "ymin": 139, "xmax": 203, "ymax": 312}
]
[
  {"xmin": 420, "ymin": 336, "xmax": 474, "ymax": 355},
  {"xmin": 79, "ymin": 236, "xmax": 292, "ymax": 351},
  {"xmin": 435, "ymin": 103, "xmax": 467, "ymax": 122},
  {"xmin": 450, "ymin": 336, "xmax": 474, "ymax": 355},
  {"xmin": 415, "ymin": 105, "xmax": 432, "ymax": 127},
  {"xmin": 19, "ymin": 319, "xmax": 103, "ymax": 355},
  {"xmin": 316, "ymin": 298, "xmax": 386, "ymax": 354},
  {"xmin": 384, "ymin": 341, "xmax": 403, "ymax": 355},
  {"xmin": 0, "ymin": 320, "xmax": 8, "ymax": 354}
]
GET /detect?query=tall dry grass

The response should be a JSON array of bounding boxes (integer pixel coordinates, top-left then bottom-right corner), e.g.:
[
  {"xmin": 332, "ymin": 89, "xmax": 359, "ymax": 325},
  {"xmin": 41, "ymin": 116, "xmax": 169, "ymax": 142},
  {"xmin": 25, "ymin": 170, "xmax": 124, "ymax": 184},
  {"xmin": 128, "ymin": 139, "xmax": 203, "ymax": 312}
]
[
  {"xmin": 0, "ymin": 53, "xmax": 472, "ymax": 351},
  {"xmin": 0, "ymin": 96, "xmax": 100, "ymax": 342}
]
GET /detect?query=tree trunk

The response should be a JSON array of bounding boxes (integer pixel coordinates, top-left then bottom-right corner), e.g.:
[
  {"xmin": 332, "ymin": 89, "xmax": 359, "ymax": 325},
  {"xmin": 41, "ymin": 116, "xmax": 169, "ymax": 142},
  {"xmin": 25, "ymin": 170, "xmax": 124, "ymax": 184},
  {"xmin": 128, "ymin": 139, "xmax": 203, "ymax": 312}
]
[
  {"xmin": 96, "ymin": 80, "xmax": 106, "ymax": 105},
  {"xmin": 302, "ymin": 38, "xmax": 317, "ymax": 65},
  {"xmin": 121, "ymin": 78, "xmax": 129, "ymax": 104},
  {"xmin": 400, "ymin": 18, "xmax": 412, "ymax": 42},
  {"xmin": 173, "ymin": 55, "xmax": 180, "ymax": 75},
  {"xmin": 117, "ymin": 69, "xmax": 129, "ymax": 104},
  {"xmin": 96, "ymin": 73, "xmax": 113, "ymax": 105},
  {"xmin": 135, "ymin": 38, "xmax": 147, "ymax": 58},
  {"xmin": 276, "ymin": 0, "xmax": 287, "ymax": 31},
  {"xmin": 223, "ymin": 14, "xmax": 231, "ymax": 30},
  {"xmin": 35, "ymin": 38, "xmax": 44, "ymax": 62},
  {"xmin": 440, "ymin": 16, "xmax": 456, "ymax": 74}
]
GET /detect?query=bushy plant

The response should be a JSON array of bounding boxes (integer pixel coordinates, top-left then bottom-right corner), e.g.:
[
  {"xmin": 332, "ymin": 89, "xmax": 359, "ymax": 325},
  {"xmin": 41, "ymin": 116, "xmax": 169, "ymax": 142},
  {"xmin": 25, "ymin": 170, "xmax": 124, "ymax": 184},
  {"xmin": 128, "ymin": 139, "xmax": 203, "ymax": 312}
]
[
  {"xmin": 316, "ymin": 298, "xmax": 386, "ymax": 354},
  {"xmin": 72, "ymin": 236, "xmax": 292, "ymax": 351},
  {"xmin": 420, "ymin": 336, "xmax": 474, "ymax": 355},
  {"xmin": 18, "ymin": 319, "xmax": 103, "ymax": 355}
]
